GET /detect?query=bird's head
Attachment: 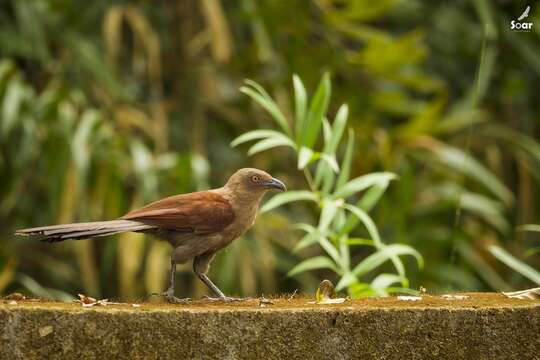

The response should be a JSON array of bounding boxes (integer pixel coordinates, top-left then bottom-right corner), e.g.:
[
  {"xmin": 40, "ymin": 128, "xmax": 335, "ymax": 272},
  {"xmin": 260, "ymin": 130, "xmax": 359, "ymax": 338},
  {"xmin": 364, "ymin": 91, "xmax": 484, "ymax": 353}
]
[{"xmin": 225, "ymin": 168, "xmax": 286, "ymax": 197}]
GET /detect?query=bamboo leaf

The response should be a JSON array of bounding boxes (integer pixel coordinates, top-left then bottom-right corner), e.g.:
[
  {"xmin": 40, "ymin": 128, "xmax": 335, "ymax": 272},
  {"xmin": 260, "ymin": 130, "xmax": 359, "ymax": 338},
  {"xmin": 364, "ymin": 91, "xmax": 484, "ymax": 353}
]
[
  {"xmin": 240, "ymin": 85, "xmax": 290, "ymax": 135},
  {"xmin": 352, "ymin": 244, "xmax": 423, "ymax": 278},
  {"xmin": 517, "ymin": 224, "xmax": 540, "ymax": 233},
  {"xmin": 287, "ymin": 256, "xmax": 337, "ymax": 277},
  {"xmin": 320, "ymin": 154, "xmax": 339, "ymax": 173},
  {"xmin": 318, "ymin": 199, "xmax": 339, "ymax": 232},
  {"xmin": 301, "ymin": 72, "xmax": 330, "ymax": 148},
  {"xmin": 336, "ymin": 129, "xmax": 354, "ymax": 189},
  {"xmin": 489, "ymin": 245, "xmax": 540, "ymax": 285},
  {"xmin": 371, "ymin": 273, "xmax": 405, "ymax": 291},
  {"xmin": 247, "ymin": 135, "xmax": 295, "ymax": 156},
  {"xmin": 293, "ymin": 230, "xmax": 323, "ymax": 252},
  {"xmin": 343, "ymin": 204, "xmax": 382, "ymax": 246},
  {"xmin": 430, "ymin": 145, "xmax": 514, "ymax": 206},
  {"xmin": 334, "ymin": 172, "xmax": 397, "ymax": 200},
  {"xmin": 293, "ymin": 74, "xmax": 307, "ymax": 142},
  {"xmin": 336, "ymin": 272, "xmax": 357, "ymax": 291},
  {"xmin": 261, "ymin": 190, "xmax": 318, "ymax": 213},
  {"xmin": 231, "ymin": 129, "xmax": 287, "ymax": 147},
  {"xmin": 297, "ymin": 146, "xmax": 314, "ymax": 169},
  {"xmin": 327, "ymin": 104, "xmax": 348, "ymax": 154}
]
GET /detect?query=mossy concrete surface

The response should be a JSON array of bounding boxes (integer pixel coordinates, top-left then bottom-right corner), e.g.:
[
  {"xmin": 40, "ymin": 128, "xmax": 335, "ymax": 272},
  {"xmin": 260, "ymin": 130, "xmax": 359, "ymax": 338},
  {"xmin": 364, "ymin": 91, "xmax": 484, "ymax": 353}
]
[{"xmin": 1, "ymin": 293, "xmax": 539, "ymax": 359}]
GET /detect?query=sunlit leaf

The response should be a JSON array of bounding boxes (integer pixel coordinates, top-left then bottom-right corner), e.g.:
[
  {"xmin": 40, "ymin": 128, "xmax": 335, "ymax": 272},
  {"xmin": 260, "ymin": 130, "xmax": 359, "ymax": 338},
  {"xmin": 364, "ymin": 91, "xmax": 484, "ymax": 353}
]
[
  {"xmin": 2, "ymin": 77, "xmax": 26, "ymax": 137},
  {"xmin": 429, "ymin": 145, "xmax": 514, "ymax": 206},
  {"xmin": 300, "ymin": 72, "xmax": 330, "ymax": 148},
  {"xmin": 343, "ymin": 204, "xmax": 382, "ymax": 246},
  {"xmin": 240, "ymin": 84, "xmax": 290, "ymax": 135},
  {"xmin": 72, "ymin": 110, "xmax": 101, "ymax": 173},
  {"xmin": 297, "ymin": 146, "xmax": 314, "ymax": 169},
  {"xmin": 320, "ymin": 154, "xmax": 339, "ymax": 173},
  {"xmin": 247, "ymin": 134, "xmax": 295, "ymax": 156},
  {"xmin": 333, "ymin": 172, "xmax": 397, "ymax": 199},
  {"xmin": 336, "ymin": 129, "xmax": 355, "ymax": 189},
  {"xmin": 322, "ymin": 117, "xmax": 332, "ymax": 147},
  {"xmin": 517, "ymin": 224, "xmax": 540, "ymax": 233},
  {"xmin": 319, "ymin": 236, "xmax": 341, "ymax": 265},
  {"xmin": 261, "ymin": 190, "xmax": 318, "ymax": 213},
  {"xmin": 371, "ymin": 273, "xmax": 405, "ymax": 293},
  {"xmin": 489, "ymin": 245, "xmax": 540, "ymax": 285},
  {"xmin": 294, "ymin": 230, "xmax": 324, "ymax": 252},
  {"xmin": 293, "ymin": 74, "xmax": 307, "ymax": 142},
  {"xmin": 352, "ymin": 244, "xmax": 423, "ymax": 278},
  {"xmin": 231, "ymin": 129, "xmax": 288, "ymax": 147},
  {"xmin": 336, "ymin": 272, "xmax": 357, "ymax": 291},
  {"xmin": 327, "ymin": 104, "xmax": 348, "ymax": 154},
  {"xmin": 287, "ymin": 256, "xmax": 337, "ymax": 277},
  {"xmin": 318, "ymin": 198, "xmax": 339, "ymax": 232}
]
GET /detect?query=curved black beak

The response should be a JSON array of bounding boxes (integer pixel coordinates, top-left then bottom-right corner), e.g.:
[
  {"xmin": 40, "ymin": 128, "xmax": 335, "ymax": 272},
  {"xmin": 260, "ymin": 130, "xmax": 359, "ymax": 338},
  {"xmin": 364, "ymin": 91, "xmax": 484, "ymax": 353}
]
[{"xmin": 263, "ymin": 177, "xmax": 286, "ymax": 191}]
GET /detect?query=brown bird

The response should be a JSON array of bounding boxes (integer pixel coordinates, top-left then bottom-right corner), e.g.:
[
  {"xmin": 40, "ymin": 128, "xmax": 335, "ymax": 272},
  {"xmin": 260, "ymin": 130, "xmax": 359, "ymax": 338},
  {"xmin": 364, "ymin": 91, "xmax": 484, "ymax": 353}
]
[{"xmin": 16, "ymin": 168, "xmax": 286, "ymax": 302}]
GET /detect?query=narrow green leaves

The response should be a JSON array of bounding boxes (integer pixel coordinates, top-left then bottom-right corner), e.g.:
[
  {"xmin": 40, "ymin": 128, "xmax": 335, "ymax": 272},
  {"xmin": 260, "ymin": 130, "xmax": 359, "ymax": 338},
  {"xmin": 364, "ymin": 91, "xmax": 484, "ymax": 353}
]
[
  {"xmin": 293, "ymin": 74, "xmax": 307, "ymax": 141},
  {"xmin": 241, "ymin": 80, "xmax": 291, "ymax": 136},
  {"xmin": 288, "ymin": 256, "xmax": 337, "ymax": 277},
  {"xmin": 231, "ymin": 129, "xmax": 287, "ymax": 147},
  {"xmin": 333, "ymin": 172, "xmax": 397, "ymax": 199},
  {"xmin": 247, "ymin": 134, "xmax": 295, "ymax": 156},
  {"xmin": 299, "ymin": 72, "xmax": 331, "ymax": 148},
  {"xmin": 351, "ymin": 244, "xmax": 423, "ymax": 279},
  {"xmin": 489, "ymin": 245, "xmax": 540, "ymax": 285},
  {"xmin": 261, "ymin": 190, "xmax": 318, "ymax": 213},
  {"xmin": 234, "ymin": 74, "xmax": 419, "ymax": 297}
]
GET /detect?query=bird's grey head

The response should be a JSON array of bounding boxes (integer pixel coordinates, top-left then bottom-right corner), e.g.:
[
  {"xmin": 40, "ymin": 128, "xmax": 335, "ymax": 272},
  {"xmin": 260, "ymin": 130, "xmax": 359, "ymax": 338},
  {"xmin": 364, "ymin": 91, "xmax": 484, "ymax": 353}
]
[{"xmin": 225, "ymin": 168, "xmax": 286, "ymax": 196}]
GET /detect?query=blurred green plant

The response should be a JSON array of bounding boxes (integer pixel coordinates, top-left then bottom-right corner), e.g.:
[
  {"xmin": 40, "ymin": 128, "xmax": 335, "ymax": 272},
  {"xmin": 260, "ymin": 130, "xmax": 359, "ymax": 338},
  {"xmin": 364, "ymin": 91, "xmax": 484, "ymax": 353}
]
[
  {"xmin": 233, "ymin": 74, "xmax": 423, "ymax": 297},
  {"xmin": 489, "ymin": 224, "xmax": 540, "ymax": 286},
  {"xmin": 1, "ymin": 0, "xmax": 539, "ymax": 300}
]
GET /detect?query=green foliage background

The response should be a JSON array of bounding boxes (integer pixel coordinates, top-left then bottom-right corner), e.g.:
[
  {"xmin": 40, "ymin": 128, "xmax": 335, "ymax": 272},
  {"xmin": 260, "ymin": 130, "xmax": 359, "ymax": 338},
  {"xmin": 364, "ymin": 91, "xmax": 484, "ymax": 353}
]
[{"xmin": 0, "ymin": 0, "xmax": 539, "ymax": 299}]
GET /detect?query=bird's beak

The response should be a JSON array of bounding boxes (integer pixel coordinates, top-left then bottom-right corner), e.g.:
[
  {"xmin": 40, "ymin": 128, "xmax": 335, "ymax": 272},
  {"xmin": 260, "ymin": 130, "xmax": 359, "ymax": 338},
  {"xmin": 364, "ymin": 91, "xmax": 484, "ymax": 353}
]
[{"xmin": 263, "ymin": 177, "xmax": 286, "ymax": 191}]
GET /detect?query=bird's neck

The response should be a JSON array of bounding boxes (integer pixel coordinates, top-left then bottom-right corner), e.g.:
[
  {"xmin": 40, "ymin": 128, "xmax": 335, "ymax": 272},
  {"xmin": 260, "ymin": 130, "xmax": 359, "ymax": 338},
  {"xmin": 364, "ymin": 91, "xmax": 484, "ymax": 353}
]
[{"xmin": 213, "ymin": 187, "xmax": 265, "ymax": 218}]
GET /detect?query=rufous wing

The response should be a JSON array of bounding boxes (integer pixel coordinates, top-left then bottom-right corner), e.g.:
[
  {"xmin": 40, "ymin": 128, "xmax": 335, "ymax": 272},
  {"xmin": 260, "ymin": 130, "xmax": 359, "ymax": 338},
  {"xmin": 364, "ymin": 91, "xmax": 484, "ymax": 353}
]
[{"xmin": 122, "ymin": 191, "xmax": 235, "ymax": 234}]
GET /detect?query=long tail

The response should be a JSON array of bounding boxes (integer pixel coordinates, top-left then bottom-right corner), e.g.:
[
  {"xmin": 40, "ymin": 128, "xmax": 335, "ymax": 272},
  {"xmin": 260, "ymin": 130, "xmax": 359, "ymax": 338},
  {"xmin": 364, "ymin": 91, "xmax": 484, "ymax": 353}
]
[{"xmin": 15, "ymin": 220, "xmax": 156, "ymax": 243}]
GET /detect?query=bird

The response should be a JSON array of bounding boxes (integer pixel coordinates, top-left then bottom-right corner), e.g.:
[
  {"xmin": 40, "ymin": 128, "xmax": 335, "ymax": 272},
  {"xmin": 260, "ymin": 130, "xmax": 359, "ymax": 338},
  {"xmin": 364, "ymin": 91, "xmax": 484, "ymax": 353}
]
[{"xmin": 15, "ymin": 168, "xmax": 286, "ymax": 303}]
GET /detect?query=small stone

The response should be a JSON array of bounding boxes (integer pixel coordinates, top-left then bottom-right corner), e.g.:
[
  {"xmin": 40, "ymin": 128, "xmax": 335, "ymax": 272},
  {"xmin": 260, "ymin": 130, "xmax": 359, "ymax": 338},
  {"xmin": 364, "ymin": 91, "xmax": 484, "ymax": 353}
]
[
  {"xmin": 132, "ymin": 304, "xmax": 141, "ymax": 308},
  {"xmin": 4, "ymin": 293, "xmax": 25, "ymax": 301},
  {"xmin": 39, "ymin": 326, "xmax": 53, "ymax": 337}
]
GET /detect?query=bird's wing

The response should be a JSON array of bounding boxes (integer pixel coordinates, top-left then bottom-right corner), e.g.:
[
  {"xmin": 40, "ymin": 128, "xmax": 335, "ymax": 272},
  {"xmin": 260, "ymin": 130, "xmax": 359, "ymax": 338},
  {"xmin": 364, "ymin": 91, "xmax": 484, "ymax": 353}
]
[{"xmin": 122, "ymin": 191, "xmax": 235, "ymax": 234}]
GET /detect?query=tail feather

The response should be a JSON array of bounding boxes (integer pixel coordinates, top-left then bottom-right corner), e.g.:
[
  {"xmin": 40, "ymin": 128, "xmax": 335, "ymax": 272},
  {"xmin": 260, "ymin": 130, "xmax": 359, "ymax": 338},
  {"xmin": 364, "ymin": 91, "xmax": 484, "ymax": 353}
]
[{"xmin": 15, "ymin": 220, "xmax": 156, "ymax": 243}]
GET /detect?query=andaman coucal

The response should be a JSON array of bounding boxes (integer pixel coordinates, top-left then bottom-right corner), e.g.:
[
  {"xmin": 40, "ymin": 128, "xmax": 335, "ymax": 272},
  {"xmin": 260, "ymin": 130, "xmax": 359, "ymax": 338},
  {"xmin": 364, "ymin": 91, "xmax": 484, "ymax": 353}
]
[{"xmin": 16, "ymin": 168, "xmax": 286, "ymax": 302}]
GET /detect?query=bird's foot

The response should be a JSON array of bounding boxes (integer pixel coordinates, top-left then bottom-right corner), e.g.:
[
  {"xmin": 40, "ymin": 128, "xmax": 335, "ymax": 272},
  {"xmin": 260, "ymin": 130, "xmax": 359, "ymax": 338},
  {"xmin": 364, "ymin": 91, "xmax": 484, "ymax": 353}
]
[
  {"xmin": 203, "ymin": 295, "xmax": 243, "ymax": 302},
  {"xmin": 163, "ymin": 290, "xmax": 190, "ymax": 304}
]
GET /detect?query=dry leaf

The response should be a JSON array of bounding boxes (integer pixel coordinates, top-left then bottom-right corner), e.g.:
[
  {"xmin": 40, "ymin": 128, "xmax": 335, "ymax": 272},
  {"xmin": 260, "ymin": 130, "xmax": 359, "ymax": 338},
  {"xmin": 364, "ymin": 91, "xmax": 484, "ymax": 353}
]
[
  {"xmin": 502, "ymin": 287, "xmax": 540, "ymax": 300},
  {"xmin": 308, "ymin": 280, "xmax": 346, "ymax": 305},
  {"xmin": 258, "ymin": 297, "xmax": 274, "ymax": 307}
]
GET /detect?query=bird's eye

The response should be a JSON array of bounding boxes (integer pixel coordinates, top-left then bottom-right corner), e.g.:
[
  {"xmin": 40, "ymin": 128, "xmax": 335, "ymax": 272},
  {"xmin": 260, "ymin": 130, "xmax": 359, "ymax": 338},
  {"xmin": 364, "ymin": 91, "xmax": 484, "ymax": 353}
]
[{"xmin": 251, "ymin": 175, "xmax": 261, "ymax": 182}]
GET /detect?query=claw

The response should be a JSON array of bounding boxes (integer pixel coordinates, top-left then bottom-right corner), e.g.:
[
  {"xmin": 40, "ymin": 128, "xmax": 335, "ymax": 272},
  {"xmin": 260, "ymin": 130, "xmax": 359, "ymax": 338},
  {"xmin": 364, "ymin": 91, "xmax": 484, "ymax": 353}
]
[
  {"xmin": 166, "ymin": 296, "xmax": 191, "ymax": 304},
  {"xmin": 163, "ymin": 289, "xmax": 190, "ymax": 304}
]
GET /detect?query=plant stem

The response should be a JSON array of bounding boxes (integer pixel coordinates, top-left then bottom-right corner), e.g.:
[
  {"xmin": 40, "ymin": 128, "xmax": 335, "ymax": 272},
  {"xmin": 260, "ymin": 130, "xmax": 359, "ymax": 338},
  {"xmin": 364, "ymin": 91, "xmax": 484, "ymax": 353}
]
[{"xmin": 303, "ymin": 167, "xmax": 316, "ymax": 192}]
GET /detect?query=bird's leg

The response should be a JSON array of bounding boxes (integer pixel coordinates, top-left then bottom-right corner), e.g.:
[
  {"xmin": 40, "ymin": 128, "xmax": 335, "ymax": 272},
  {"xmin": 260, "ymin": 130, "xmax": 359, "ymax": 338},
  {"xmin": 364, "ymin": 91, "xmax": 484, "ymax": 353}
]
[
  {"xmin": 193, "ymin": 253, "xmax": 242, "ymax": 302},
  {"xmin": 163, "ymin": 257, "xmax": 190, "ymax": 304}
]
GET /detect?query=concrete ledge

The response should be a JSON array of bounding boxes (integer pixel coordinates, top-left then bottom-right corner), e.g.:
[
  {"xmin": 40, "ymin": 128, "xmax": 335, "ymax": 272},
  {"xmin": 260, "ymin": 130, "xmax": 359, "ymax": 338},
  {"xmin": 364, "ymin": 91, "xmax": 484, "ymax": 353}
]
[{"xmin": 1, "ymin": 293, "xmax": 539, "ymax": 359}]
